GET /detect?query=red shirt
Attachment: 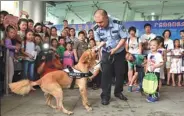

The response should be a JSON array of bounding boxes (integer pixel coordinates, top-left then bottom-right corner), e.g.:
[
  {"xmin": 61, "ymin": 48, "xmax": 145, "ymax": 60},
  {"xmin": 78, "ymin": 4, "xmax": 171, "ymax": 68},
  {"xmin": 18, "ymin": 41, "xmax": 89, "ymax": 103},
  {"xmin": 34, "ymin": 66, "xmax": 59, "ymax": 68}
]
[{"xmin": 41, "ymin": 58, "xmax": 62, "ymax": 77}]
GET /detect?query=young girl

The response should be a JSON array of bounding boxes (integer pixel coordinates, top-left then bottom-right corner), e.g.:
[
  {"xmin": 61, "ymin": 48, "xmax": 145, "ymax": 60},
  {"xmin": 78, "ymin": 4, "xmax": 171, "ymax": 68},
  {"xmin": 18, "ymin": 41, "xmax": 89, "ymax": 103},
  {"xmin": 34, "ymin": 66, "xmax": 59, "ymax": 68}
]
[
  {"xmin": 17, "ymin": 19, "xmax": 28, "ymax": 41},
  {"xmin": 5, "ymin": 25, "xmax": 18, "ymax": 83},
  {"xmin": 34, "ymin": 23, "xmax": 44, "ymax": 37},
  {"xmin": 170, "ymin": 39, "xmax": 183, "ymax": 87},
  {"xmin": 21, "ymin": 30, "xmax": 36, "ymax": 81},
  {"xmin": 157, "ymin": 36, "xmax": 167, "ymax": 89},
  {"xmin": 146, "ymin": 39, "xmax": 164, "ymax": 102},
  {"xmin": 63, "ymin": 42, "xmax": 74, "ymax": 68}
]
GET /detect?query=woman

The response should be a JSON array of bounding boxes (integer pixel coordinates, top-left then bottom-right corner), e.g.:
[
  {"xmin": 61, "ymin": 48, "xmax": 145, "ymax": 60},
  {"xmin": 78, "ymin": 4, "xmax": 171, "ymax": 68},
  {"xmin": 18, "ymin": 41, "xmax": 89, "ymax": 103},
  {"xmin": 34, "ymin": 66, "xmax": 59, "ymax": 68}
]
[
  {"xmin": 163, "ymin": 30, "xmax": 174, "ymax": 86},
  {"xmin": 67, "ymin": 28, "xmax": 77, "ymax": 43},
  {"xmin": 125, "ymin": 26, "xmax": 142, "ymax": 87}
]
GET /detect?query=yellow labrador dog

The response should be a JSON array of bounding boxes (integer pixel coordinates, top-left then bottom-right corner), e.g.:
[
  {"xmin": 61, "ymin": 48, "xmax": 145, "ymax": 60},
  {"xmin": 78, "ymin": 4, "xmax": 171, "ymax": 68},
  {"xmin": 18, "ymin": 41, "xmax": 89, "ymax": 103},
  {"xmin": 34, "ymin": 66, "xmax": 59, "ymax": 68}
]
[{"xmin": 9, "ymin": 49, "xmax": 97, "ymax": 115}]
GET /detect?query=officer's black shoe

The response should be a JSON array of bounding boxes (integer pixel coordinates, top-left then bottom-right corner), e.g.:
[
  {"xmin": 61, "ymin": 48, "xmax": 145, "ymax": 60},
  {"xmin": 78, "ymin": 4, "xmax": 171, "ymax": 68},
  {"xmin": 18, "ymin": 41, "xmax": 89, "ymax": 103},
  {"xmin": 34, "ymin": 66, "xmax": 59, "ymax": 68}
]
[
  {"xmin": 115, "ymin": 93, "xmax": 128, "ymax": 101},
  {"xmin": 101, "ymin": 98, "xmax": 110, "ymax": 105}
]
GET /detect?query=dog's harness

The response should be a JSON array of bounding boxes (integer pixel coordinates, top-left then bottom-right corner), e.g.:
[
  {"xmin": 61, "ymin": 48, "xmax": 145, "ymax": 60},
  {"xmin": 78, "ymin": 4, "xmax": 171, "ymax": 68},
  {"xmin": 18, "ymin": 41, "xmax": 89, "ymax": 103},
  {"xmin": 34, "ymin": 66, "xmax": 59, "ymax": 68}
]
[{"xmin": 63, "ymin": 66, "xmax": 93, "ymax": 89}]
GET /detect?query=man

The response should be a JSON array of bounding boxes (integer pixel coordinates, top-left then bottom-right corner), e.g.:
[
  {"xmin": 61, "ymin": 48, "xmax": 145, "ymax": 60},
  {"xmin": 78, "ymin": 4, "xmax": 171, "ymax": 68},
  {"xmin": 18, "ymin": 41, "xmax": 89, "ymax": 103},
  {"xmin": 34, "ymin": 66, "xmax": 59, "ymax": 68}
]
[
  {"xmin": 63, "ymin": 20, "xmax": 69, "ymax": 28},
  {"xmin": 93, "ymin": 9, "xmax": 128, "ymax": 105},
  {"xmin": 140, "ymin": 23, "xmax": 156, "ymax": 55}
]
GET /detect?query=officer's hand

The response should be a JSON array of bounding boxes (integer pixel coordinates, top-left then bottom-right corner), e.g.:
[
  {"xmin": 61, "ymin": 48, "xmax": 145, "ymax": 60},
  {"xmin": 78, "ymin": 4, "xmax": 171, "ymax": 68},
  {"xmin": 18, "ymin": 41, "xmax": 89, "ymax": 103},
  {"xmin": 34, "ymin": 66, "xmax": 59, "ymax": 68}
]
[{"xmin": 110, "ymin": 48, "xmax": 117, "ymax": 55}]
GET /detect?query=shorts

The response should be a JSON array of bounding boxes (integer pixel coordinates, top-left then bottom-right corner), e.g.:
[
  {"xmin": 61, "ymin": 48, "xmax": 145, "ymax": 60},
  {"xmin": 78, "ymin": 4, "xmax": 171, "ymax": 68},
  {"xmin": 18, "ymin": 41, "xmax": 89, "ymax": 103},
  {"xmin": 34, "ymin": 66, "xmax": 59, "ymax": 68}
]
[{"xmin": 128, "ymin": 61, "xmax": 135, "ymax": 70}]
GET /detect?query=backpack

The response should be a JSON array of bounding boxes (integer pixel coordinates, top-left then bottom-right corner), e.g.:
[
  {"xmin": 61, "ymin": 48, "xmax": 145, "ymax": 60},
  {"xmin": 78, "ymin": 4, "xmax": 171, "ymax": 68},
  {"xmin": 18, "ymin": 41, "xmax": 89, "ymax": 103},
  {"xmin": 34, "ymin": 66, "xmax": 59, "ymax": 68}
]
[
  {"xmin": 142, "ymin": 73, "xmax": 158, "ymax": 94},
  {"xmin": 127, "ymin": 37, "xmax": 139, "ymax": 50}
]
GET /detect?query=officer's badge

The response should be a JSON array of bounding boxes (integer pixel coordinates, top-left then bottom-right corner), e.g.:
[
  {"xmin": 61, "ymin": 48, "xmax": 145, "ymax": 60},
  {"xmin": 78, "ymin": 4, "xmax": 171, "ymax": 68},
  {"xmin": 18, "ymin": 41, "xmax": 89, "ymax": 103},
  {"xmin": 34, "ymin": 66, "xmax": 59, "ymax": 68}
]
[{"xmin": 113, "ymin": 20, "xmax": 121, "ymax": 24}]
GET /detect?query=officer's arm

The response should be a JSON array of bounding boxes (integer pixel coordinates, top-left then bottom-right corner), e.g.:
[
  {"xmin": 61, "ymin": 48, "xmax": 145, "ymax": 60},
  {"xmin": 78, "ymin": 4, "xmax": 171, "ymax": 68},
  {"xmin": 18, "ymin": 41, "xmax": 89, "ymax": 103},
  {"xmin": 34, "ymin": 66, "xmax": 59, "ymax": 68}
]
[{"xmin": 94, "ymin": 29, "xmax": 106, "ymax": 50}]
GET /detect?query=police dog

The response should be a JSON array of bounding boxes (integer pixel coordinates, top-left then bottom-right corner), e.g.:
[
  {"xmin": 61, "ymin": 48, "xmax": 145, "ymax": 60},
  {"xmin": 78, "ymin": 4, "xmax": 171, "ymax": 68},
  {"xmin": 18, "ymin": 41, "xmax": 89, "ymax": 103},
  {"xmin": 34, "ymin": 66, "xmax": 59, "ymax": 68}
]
[{"xmin": 9, "ymin": 49, "xmax": 97, "ymax": 115}]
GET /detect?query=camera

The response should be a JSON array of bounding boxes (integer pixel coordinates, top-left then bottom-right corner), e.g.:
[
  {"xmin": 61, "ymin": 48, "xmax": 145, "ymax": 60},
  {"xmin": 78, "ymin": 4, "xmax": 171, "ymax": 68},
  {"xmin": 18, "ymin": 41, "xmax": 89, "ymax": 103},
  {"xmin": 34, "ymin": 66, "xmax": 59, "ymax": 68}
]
[{"xmin": 41, "ymin": 43, "xmax": 54, "ymax": 62}]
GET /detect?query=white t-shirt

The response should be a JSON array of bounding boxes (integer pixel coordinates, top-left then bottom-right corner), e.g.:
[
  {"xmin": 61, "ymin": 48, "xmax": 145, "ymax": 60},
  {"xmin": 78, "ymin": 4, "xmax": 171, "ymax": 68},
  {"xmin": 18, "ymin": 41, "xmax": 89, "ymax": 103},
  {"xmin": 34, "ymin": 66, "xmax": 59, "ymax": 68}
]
[
  {"xmin": 140, "ymin": 33, "xmax": 156, "ymax": 55},
  {"xmin": 147, "ymin": 52, "xmax": 163, "ymax": 72},
  {"xmin": 126, "ymin": 37, "xmax": 141, "ymax": 54},
  {"xmin": 22, "ymin": 41, "xmax": 36, "ymax": 61},
  {"xmin": 164, "ymin": 39, "xmax": 174, "ymax": 62}
]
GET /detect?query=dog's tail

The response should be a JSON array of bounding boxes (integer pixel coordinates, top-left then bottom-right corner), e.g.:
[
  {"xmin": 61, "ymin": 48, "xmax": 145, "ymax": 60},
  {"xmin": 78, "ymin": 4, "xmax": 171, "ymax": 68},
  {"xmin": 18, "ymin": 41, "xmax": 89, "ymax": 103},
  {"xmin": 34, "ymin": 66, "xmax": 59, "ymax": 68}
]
[{"xmin": 9, "ymin": 79, "xmax": 41, "ymax": 96}]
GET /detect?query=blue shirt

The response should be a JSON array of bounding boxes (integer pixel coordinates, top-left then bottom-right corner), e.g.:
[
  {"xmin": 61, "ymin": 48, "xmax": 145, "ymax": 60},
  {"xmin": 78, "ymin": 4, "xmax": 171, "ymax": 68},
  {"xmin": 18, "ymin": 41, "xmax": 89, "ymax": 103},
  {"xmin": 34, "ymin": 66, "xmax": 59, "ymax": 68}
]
[{"xmin": 94, "ymin": 17, "xmax": 127, "ymax": 53}]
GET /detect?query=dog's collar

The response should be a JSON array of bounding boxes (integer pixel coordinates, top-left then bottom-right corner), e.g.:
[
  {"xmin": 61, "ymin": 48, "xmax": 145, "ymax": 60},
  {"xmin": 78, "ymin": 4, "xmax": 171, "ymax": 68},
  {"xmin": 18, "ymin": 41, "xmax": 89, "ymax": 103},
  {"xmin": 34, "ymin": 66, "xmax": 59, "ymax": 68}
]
[{"xmin": 63, "ymin": 66, "xmax": 93, "ymax": 78}]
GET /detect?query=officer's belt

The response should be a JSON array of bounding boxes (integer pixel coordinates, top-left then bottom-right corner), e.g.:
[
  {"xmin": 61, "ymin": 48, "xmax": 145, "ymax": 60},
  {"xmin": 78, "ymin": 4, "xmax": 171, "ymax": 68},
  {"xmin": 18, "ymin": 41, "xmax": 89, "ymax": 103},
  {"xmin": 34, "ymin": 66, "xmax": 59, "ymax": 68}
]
[{"xmin": 63, "ymin": 66, "xmax": 93, "ymax": 89}]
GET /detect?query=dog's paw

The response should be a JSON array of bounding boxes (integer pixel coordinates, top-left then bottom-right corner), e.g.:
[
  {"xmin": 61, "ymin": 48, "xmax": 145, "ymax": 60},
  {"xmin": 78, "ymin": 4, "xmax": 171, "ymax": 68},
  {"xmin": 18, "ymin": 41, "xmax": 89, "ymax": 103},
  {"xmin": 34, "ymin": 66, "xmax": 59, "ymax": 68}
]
[
  {"xmin": 86, "ymin": 107, "xmax": 93, "ymax": 112},
  {"xmin": 65, "ymin": 110, "xmax": 74, "ymax": 115}
]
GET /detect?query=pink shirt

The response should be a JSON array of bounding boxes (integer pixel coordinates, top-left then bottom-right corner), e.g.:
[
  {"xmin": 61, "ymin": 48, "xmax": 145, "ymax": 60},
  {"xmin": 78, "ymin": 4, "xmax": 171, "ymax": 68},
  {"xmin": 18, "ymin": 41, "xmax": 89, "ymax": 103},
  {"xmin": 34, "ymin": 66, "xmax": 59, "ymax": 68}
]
[{"xmin": 63, "ymin": 51, "xmax": 74, "ymax": 68}]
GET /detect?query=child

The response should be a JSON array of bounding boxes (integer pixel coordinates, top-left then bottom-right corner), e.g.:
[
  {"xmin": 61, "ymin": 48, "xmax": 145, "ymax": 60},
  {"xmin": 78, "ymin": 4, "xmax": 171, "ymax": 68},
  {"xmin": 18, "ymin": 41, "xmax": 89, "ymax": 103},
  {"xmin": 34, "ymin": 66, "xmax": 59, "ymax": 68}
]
[
  {"xmin": 34, "ymin": 34, "xmax": 42, "ymax": 54},
  {"xmin": 4, "ymin": 25, "xmax": 19, "ymax": 84},
  {"xmin": 146, "ymin": 39, "xmax": 164, "ymax": 102},
  {"xmin": 73, "ymin": 31, "xmax": 88, "ymax": 63},
  {"xmin": 21, "ymin": 30, "xmax": 36, "ymax": 81},
  {"xmin": 56, "ymin": 37, "xmax": 66, "ymax": 61},
  {"xmin": 50, "ymin": 38, "xmax": 58, "ymax": 53},
  {"xmin": 88, "ymin": 39, "xmax": 103, "ymax": 89},
  {"xmin": 63, "ymin": 42, "xmax": 75, "ymax": 68},
  {"xmin": 89, "ymin": 39, "xmax": 96, "ymax": 49},
  {"xmin": 170, "ymin": 39, "xmax": 183, "ymax": 87},
  {"xmin": 50, "ymin": 27, "xmax": 58, "ymax": 40},
  {"xmin": 17, "ymin": 18, "xmax": 28, "ymax": 41},
  {"xmin": 157, "ymin": 36, "xmax": 167, "ymax": 89},
  {"xmin": 125, "ymin": 52, "xmax": 146, "ymax": 92},
  {"xmin": 28, "ymin": 19, "xmax": 34, "ymax": 31},
  {"xmin": 34, "ymin": 23, "xmax": 44, "ymax": 37},
  {"xmin": 43, "ymin": 34, "xmax": 50, "ymax": 43}
]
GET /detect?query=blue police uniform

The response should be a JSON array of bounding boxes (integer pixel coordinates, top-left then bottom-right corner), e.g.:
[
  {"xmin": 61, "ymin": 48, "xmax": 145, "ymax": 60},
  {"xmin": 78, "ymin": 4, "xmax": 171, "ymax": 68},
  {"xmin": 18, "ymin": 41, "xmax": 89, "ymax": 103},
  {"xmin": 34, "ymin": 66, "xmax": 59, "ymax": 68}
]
[{"xmin": 94, "ymin": 17, "xmax": 128, "ymax": 102}]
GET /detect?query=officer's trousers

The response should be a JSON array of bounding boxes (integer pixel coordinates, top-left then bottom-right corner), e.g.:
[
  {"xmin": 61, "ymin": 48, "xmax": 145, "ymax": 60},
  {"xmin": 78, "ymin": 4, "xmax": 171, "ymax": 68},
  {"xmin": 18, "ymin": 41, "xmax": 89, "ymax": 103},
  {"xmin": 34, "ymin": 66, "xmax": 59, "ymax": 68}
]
[{"xmin": 101, "ymin": 50, "xmax": 126, "ymax": 100}]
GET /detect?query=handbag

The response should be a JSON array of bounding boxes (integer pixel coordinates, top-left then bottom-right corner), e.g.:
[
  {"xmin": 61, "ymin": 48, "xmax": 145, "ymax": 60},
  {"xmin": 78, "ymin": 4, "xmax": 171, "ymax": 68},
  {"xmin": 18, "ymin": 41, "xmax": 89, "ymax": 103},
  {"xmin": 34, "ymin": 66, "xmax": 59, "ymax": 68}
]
[{"xmin": 142, "ymin": 73, "xmax": 158, "ymax": 94}]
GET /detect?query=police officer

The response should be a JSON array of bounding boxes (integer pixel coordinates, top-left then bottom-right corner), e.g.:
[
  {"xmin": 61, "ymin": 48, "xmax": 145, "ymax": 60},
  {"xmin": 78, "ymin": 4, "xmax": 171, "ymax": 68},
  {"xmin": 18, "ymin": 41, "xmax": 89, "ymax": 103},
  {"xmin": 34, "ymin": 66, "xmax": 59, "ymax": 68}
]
[{"xmin": 93, "ymin": 9, "xmax": 128, "ymax": 105}]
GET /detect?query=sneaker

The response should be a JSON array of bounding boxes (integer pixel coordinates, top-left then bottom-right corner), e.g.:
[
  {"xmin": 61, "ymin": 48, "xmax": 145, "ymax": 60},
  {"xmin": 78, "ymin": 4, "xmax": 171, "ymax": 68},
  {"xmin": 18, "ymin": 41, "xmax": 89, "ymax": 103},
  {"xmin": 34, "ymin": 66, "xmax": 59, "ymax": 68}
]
[
  {"xmin": 134, "ymin": 87, "xmax": 140, "ymax": 92},
  {"xmin": 128, "ymin": 86, "xmax": 132, "ymax": 92},
  {"xmin": 146, "ymin": 96, "xmax": 157, "ymax": 103}
]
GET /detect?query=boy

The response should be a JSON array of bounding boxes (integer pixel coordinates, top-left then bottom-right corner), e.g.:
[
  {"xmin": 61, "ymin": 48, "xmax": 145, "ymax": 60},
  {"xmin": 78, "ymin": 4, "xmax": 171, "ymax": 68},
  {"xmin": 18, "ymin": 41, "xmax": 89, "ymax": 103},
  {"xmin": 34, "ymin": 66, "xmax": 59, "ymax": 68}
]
[
  {"xmin": 56, "ymin": 36, "xmax": 65, "ymax": 61},
  {"xmin": 125, "ymin": 52, "xmax": 146, "ymax": 92},
  {"xmin": 73, "ymin": 31, "xmax": 88, "ymax": 63},
  {"xmin": 146, "ymin": 39, "xmax": 163, "ymax": 102}
]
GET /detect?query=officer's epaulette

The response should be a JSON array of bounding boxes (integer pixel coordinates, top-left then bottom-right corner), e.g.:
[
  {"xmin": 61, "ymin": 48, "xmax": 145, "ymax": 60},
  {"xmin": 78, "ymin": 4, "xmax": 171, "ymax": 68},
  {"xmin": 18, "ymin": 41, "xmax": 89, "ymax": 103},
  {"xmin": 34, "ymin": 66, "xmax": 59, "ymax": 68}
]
[
  {"xmin": 93, "ymin": 25, "xmax": 99, "ymax": 31},
  {"xmin": 113, "ymin": 20, "xmax": 122, "ymax": 25}
]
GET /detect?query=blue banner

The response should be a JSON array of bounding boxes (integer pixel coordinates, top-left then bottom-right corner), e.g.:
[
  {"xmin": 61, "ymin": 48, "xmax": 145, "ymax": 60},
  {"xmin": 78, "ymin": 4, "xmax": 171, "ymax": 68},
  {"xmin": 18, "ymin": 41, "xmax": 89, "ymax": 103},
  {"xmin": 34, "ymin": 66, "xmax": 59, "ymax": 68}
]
[{"xmin": 55, "ymin": 20, "xmax": 184, "ymax": 39}]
